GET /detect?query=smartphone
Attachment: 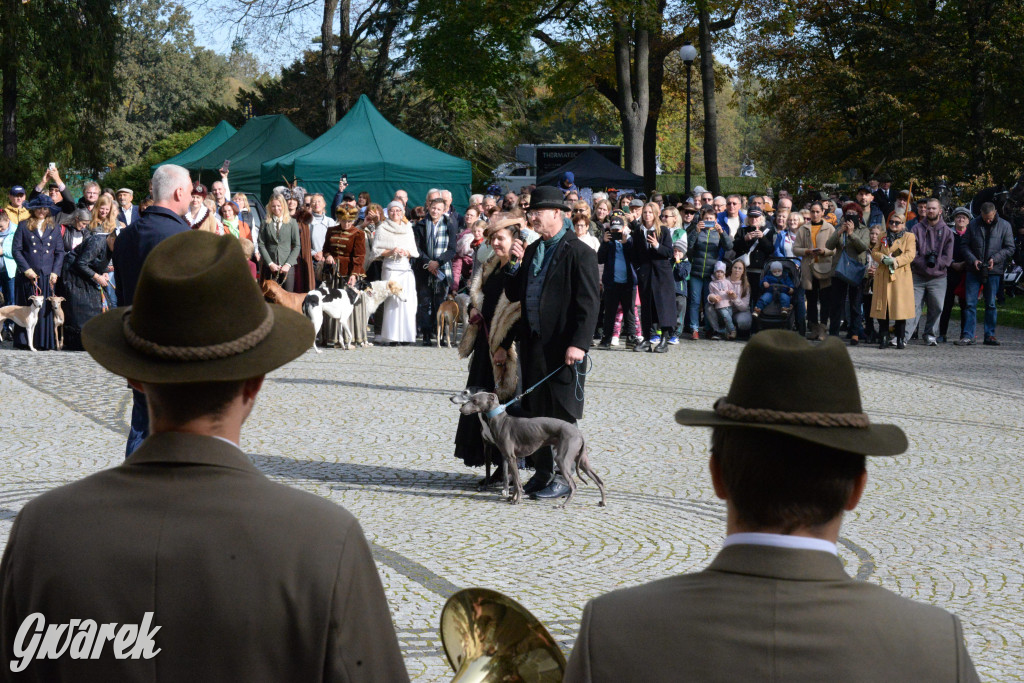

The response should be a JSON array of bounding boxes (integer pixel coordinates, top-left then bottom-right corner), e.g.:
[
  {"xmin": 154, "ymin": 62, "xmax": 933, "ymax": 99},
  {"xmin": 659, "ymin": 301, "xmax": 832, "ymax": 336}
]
[
  {"xmin": 219, "ymin": 160, "xmax": 230, "ymax": 173},
  {"xmin": 342, "ymin": 173, "xmax": 348, "ymax": 183},
  {"xmin": 704, "ymin": 220, "xmax": 715, "ymax": 228},
  {"xmin": 48, "ymin": 162, "xmax": 56, "ymax": 171}
]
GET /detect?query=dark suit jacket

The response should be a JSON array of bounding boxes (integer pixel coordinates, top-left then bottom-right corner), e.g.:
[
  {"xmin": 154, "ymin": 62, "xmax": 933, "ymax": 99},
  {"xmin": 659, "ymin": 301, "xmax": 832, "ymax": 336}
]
[
  {"xmin": 627, "ymin": 227, "xmax": 676, "ymax": 327},
  {"xmin": 118, "ymin": 205, "xmax": 141, "ymax": 227},
  {"xmin": 565, "ymin": 544, "xmax": 979, "ymax": 683},
  {"xmin": 412, "ymin": 216, "xmax": 458, "ymax": 287},
  {"xmin": 112, "ymin": 205, "xmax": 190, "ymax": 306},
  {"xmin": 503, "ymin": 231, "xmax": 600, "ymax": 419},
  {"xmin": 0, "ymin": 433, "xmax": 409, "ymax": 683},
  {"xmin": 874, "ymin": 188, "xmax": 895, "ymax": 218}
]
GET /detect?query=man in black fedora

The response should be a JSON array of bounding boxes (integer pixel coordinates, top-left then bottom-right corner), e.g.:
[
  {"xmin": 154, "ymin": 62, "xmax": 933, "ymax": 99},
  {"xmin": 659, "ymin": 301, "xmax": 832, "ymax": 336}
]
[
  {"xmin": 565, "ymin": 330, "xmax": 979, "ymax": 682},
  {"xmin": 504, "ymin": 185, "xmax": 600, "ymax": 501},
  {"xmin": 0, "ymin": 232, "xmax": 409, "ymax": 681}
]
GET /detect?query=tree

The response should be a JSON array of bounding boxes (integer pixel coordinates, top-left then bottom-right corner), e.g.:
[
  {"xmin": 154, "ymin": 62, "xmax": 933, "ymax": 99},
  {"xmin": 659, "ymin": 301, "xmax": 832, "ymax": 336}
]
[
  {"xmin": 0, "ymin": 0, "xmax": 119, "ymax": 181},
  {"xmin": 102, "ymin": 0, "xmax": 229, "ymax": 169}
]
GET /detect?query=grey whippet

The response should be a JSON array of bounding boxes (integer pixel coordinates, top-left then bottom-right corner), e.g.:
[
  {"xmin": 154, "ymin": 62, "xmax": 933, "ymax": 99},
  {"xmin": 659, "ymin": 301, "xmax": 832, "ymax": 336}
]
[{"xmin": 450, "ymin": 389, "xmax": 607, "ymax": 508}]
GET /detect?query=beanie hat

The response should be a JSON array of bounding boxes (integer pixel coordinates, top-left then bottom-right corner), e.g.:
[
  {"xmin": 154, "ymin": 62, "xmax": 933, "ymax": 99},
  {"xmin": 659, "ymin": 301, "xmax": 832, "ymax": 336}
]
[
  {"xmin": 769, "ymin": 261, "xmax": 783, "ymax": 272},
  {"xmin": 714, "ymin": 260, "xmax": 727, "ymax": 273}
]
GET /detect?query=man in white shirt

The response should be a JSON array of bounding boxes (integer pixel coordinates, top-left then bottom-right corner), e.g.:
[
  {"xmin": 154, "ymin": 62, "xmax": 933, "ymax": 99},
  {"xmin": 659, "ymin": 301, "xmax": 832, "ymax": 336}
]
[
  {"xmin": 308, "ymin": 193, "xmax": 336, "ymax": 283},
  {"xmin": 565, "ymin": 331, "xmax": 979, "ymax": 683}
]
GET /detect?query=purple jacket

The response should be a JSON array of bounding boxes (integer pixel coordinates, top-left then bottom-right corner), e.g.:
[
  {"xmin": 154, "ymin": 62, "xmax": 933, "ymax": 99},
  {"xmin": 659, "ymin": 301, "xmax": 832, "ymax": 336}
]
[{"xmin": 910, "ymin": 219, "xmax": 954, "ymax": 278}]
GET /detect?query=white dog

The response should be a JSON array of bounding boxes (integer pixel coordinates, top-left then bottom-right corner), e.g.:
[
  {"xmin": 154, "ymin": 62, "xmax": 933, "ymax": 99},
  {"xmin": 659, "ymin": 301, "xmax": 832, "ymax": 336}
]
[
  {"xmin": 303, "ymin": 284, "xmax": 358, "ymax": 353},
  {"xmin": 0, "ymin": 295, "xmax": 45, "ymax": 351}
]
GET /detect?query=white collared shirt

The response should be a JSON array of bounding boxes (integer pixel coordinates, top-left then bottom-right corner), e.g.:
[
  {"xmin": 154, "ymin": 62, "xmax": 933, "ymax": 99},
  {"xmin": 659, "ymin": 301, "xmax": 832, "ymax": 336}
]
[
  {"xmin": 210, "ymin": 435, "xmax": 242, "ymax": 451},
  {"xmin": 722, "ymin": 532, "xmax": 837, "ymax": 556}
]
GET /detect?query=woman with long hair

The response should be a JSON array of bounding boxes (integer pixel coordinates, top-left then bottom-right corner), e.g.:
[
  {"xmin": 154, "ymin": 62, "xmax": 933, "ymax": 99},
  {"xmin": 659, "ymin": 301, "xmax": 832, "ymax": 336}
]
[
  {"xmin": 234, "ymin": 192, "xmax": 261, "ymax": 232},
  {"xmin": 454, "ymin": 216, "xmax": 522, "ymax": 482},
  {"xmin": 257, "ymin": 194, "xmax": 301, "ymax": 290},
  {"xmin": 632, "ymin": 201, "xmax": 677, "ymax": 352},
  {"xmin": 62, "ymin": 208, "xmax": 116, "ymax": 350},
  {"xmin": 88, "ymin": 194, "xmax": 124, "ymax": 236},
  {"xmin": 12, "ymin": 196, "xmax": 64, "ymax": 350}
]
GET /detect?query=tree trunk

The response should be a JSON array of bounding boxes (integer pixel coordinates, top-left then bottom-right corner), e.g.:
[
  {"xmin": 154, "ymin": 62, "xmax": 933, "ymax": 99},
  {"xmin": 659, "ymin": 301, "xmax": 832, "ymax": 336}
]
[
  {"xmin": 698, "ymin": 2, "xmax": 720, "ymax": 195},
  {"xmin": 614, "ymin": 16, "xmax": 649, "ymax": 178},
  {"xmin": 321, "ymin": 0, "xmax": 340, "ymax": 128},
  {"xmin": 1, "ymin": 0, "xmax": 19, "ymax": 161},
  {"xmin": 965, "ymin": 0, "xmax": 989, "ymax": 175},
  {"xmin": 335, "ymin": 0, "xmax": 353, "ymax": 114},
  {"xmin": 643, "ymin": 51, "xmax": 664, "ymax": 193}
]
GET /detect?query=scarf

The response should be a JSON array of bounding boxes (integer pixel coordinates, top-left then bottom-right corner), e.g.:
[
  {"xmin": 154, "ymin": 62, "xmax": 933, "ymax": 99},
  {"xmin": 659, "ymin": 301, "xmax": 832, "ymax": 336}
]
[
  {"xmin": 533, "ymin": 226, "xmax": 566, "ymax": 275},
  {"xmin": 223, "ymin": 218, "xmax": 239, "ymax": 238},
  {"xmin": 426, "ymin": 217, "xmax": 452, "ymax": 286}
]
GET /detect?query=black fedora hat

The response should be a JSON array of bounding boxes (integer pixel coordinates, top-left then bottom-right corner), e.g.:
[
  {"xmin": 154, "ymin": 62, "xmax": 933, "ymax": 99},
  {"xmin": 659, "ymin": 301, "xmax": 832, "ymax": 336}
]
[
  {"xmin": 675, "ymin": 330, "xmax": 907, "ymax": 456},
  {"xmin": 83, "ymin": 231, "xmax": 313, "ymax": 383},
  {"xmin": 531, "ymin": 186, "xmax": 571, "ymax": 211}
]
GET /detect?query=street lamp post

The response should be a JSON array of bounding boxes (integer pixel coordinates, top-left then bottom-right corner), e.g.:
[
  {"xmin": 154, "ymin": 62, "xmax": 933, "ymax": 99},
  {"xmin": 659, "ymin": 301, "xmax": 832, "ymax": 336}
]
[{"xmin": 679, "ymin": 41, "xmax": 698, "ymax": 200}]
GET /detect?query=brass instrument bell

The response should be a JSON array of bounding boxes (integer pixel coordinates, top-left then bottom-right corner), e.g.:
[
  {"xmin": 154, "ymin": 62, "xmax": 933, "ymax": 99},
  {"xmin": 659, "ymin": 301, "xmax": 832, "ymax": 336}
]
[{"xmin": 440, "ymin": 587, "xmax": 566, "ymax": 682}]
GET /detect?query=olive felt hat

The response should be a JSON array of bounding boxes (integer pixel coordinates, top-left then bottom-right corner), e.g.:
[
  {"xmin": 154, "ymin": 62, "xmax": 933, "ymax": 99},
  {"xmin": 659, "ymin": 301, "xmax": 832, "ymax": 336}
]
[
  {"xmin": 83, "ymin": 231, "xmax": 314, "ymax": 383},
  {"xmin": 675, "ymin": 330, "xmax": 907, "ymax": 456}
]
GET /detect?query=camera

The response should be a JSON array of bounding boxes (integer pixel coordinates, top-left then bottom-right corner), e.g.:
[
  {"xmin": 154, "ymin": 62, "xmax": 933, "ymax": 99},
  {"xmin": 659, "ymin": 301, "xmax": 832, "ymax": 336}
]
[
  {"xmin": 610, "ymin": 228, "xmax": 622, "ymax": 239},
  {"xmin": 925, "ymin": 252, "xmax": 938, "ymax": 268}
]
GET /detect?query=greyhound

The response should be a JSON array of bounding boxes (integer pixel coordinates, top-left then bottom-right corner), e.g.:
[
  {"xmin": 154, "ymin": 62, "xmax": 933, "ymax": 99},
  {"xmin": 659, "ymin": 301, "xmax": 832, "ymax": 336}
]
[
  {"xmin": 450, "ymin": 389, "xmax": 606, "ymax": 508},
  {"xmin": 436, "ymin": 293, "xmax": 460, "ymax": 348},
  {"xmin": 0, "ymin": 295, "xmax": 45, "ymax": 351},
  {"xmin": 48, "ymin": 295, "xmax": 65, "ymax": 350}
]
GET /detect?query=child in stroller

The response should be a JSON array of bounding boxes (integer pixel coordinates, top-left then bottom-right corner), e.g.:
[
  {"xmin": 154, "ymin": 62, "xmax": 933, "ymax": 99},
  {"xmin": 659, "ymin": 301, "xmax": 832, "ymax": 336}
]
[{"xmin": 754, "ymin": 261, "xmax": 795, "ymax": 317}]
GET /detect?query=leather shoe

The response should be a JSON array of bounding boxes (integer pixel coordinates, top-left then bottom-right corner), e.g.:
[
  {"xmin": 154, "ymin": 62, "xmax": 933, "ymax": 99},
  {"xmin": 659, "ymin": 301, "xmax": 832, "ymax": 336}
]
[
  {"xmin": 653, "ymin": 337, "xmax": 669, "ymax": 353},
  {"xmin": 633, "ymin": 340, "xmax": 651, "ymax": 352},
  {"xmin": 523, "ymin": 473, "xmax": 552, "ymax": 494},
  {"xmin": 530, "ymin": 480, "xmax": 571, "ymax": 500}
]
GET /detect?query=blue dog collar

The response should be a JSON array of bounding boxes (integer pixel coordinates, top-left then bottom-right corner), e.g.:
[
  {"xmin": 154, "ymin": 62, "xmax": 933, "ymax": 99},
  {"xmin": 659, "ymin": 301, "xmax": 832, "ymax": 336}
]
[{"xmin": 484, "ymin": 404, "xmax": 507, "ymax": 419}]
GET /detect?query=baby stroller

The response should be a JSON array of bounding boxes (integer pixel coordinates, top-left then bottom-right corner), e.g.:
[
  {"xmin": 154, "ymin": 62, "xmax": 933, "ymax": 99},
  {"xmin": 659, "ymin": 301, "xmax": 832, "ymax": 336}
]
[
  {"xmin": 752, "ymin": 258, "xmax": 800, "ymax": 332},
  {"xmin": 1003, "ymin": 264, "xmax": 1023, "ymax": 298}
]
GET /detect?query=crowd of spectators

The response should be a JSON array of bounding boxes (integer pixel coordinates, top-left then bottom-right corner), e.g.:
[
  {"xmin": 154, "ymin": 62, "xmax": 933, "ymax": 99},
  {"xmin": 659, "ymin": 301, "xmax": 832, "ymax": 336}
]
[{"xmin": 2, "ymin": 165, "xmax": 1020, "ymax": 352}]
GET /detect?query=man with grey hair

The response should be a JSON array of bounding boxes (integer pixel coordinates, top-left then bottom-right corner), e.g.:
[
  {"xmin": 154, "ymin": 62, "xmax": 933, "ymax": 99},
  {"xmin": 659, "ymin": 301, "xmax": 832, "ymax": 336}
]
[
  {"xmin": 112, "ymin": 163, "xmax": 192, "ymax": 456},
  {"xmin": 441, "ymin": 188, "xmax": 464, "ymax": 230},
  {"xmin": 468, "ymin": 193, "xmax": 483, "ymax": 209}
]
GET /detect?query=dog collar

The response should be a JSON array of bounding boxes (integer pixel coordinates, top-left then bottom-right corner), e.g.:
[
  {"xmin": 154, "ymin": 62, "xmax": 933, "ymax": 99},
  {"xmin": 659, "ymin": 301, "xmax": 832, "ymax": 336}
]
[{"xmin": 484, "ymin": 404, "xmax": 507, "ymax": 419}]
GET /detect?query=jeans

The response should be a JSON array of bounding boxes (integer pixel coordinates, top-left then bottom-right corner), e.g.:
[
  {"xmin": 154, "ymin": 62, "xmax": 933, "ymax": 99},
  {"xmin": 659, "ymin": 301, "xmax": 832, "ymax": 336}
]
[
  {"xmin": 963, "ymin": 272, "xmax": 1001, "ymax": 339},
  {"xmin": 906, "ymin": 273, "xmax": 947, "ymax": 341},
  {"xmin": 125, "ymin": 388, "xmax": 149, "ymax": 458},
  {"xmin": 686, "ymin": 275, "xmax": 711, "ymax": 332},
  {"xmin": 105, "ymin": 271, "xmax": 117, "ymax": 308},
  {"xmin": 829, "ymin": 278, "xmax": 864, "ymax": 338},
  {"xmin": 705, "ymin": 305, "xmax": 735, "ymax": 334}
]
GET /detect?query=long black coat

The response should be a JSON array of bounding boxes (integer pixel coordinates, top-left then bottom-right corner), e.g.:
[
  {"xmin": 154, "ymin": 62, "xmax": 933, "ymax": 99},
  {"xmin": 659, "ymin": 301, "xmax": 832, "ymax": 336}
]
[
  {"xmin": 629, "ymin": 227, "xmax": 676, "ymax": 328},
  {"xmin": 504, "ymin": 231, "xmax": 600, "ymax": 420},
  {"xmin": 12, "ymin": 221, "xmax": 65, "ymax": 350},
  {"xmin": 62, "ymin": 232, "xmax": 111, "ymax": 350}
]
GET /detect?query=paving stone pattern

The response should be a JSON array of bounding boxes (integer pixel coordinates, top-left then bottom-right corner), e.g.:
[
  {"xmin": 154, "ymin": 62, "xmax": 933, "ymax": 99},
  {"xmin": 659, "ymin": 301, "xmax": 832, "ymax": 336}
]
[{"xmin": 0, "ymin": 332, "xmax": 1021, "ymax": 681}]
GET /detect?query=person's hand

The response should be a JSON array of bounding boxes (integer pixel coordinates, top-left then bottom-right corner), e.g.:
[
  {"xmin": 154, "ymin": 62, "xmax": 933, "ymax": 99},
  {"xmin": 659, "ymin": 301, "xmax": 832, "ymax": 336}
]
[
  {"xmin": 727, "ymin": 290, "xmax": 736, "ymax": 299},
  {"xmin": 493, "ymin": 347, "xmax": 507, "ymax": 367},
  {"xmin": 882, "ymin": 255, "xmax": 894, "ymax": 267},
  {"xmin": 219, "ymin": 168, "xmax": 229, "ymax": 180},
  {"xmin": 602, "ymin": 230, "xmax": 611, "ymax": 242},
  {"xmin": 428, "ymin": 260, "xmax": 439, "ymax": 275},
  {"xmin": 280, "ymin": 263, "xmax": 291, "ymax": 274},
  {"xmin": 325, "ymin": 254, "xmax": 334, "ymax": 265},
  {"xmin": 646, "ymin": 233, "xmax": 657, "ymax": 247},
  {"xmin": 620, "ymin": 227, "xmax": 630, "ymax": 243},
  {"xmin": 52, "ymin": 168, "xmax": 63, "ymax": 185},
  {"xmin": 338, "ymin": 177, "xmax": 348, "ymax": 191},
  {"xmin": 709, "ymin": 294, "xmax": 719, "ymax": 304},
  {"xmin": 565, "ymin": 345, "xmax": 585, "ymax": 365},
  {"xmin": 269, "ymin": 263, "xmax": 280, "ymax": 273},
  {"xmin": 987, "ymin": 258, "xmax": 995, "ymax": 269},
  {"xmin": 24, "ymin": 269, "xmax": 37, "ymax": 282},
  {"xmin": 313, "ymin": 251, "xmax": 323, "ymax": 262},
  {"xmin": 95, "ymin": 273, "xmax": 110, "ymax": 287},
  {"xmin": 49, "ymin": 272, "xmax": 58, "ymax": 286},
  {"xmin": 974, "ymin": 260, "xmax": 982, "ymax": 270},
  {"xmin": 510, "ymin": 239, "xmax": 525, "ymax": 261},
  {"xmin": 347, "ymin": 275, "xmax": 356, "ymax": 287},
  {"xmin": 763, "ymin": 282, "xmax": 769, "ymax": 289}
]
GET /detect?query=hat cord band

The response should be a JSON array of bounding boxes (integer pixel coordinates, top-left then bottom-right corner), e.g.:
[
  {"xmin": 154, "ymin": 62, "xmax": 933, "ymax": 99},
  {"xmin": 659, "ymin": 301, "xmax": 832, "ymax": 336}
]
[
  {"xmin": 714, "ymin": 399, "xmax": 869, "ymax": 429},
  {"xmin": 122, "ymin": 306, "xmax": 274, "ymax": 361}
]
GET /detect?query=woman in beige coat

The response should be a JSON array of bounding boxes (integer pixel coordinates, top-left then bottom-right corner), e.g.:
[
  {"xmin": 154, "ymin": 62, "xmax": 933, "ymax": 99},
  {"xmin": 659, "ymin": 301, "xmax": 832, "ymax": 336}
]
[
  {"xmin": 870, "ymin": 213, "xmax": 917, "ymax": 349},
  {"xmin": 792, "ymin": 201, "xmax": 836, "ymax": 340}
]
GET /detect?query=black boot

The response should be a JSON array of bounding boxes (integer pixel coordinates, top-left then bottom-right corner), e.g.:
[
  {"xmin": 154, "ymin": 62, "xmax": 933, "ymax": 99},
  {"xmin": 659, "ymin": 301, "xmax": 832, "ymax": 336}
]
[
  {"xmin": 653, "ymin": 334, "xmax": 670, "ymax": 353},
  {"xmin": 633, "ymin": 339, "xmax": 651, "ymax": 352}
]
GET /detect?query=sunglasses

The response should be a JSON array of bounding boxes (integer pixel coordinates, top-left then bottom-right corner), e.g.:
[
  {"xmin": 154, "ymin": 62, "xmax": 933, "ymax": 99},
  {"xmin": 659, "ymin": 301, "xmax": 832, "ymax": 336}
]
[{"xmin": 889, "ymin": 220, "xmax": 903, "ymax": 225}]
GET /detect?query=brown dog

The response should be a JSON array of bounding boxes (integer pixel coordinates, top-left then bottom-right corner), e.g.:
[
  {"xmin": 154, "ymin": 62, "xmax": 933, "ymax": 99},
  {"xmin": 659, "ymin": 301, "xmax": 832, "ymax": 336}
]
[
  {"xmin": 436, "ymin": 293, "xmax": 460, "ymax": 348},
  {"xmin": 261, "ymin": 279, "xmax": 306, "ymax": 313},
  {"xmin": 48, "ymin": 296, "xmax": 65, "ymax": 350}
]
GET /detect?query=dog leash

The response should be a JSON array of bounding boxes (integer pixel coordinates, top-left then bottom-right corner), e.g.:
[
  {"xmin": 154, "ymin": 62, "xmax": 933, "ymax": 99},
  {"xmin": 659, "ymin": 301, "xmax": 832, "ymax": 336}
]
[{"xmin": 484, "ymin": 353, "xmax": 593, "ymax": 418}]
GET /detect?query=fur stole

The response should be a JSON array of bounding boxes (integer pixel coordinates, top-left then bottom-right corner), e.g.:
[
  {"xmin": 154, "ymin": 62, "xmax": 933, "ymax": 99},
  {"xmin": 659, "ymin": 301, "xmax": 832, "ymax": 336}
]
[
  {"xmin": 459, "ymin": 256, "xmax": 521, "ymax": 401},
  {"xmin": 370, "ymin": 219, "xmax": 419, "ymax": 261}
]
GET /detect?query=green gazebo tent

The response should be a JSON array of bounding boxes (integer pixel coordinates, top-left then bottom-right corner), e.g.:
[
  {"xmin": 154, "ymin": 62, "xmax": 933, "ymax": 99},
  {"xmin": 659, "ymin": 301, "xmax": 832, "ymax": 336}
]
[
  {"xmin": 261, "ymin": 95, "xmax": 471, "ymax": 208},
  {"xmin": 184, "ymin": 115, "xmax": 311, "ymax": 195},
  {"xmin": 151, "ymin": 121, "xmax": 237, "ymax": 172}
]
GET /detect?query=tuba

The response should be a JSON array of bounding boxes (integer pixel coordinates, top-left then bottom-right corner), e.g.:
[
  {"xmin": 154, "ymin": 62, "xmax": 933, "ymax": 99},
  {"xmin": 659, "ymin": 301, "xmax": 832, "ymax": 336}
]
[{"xmin": 440, "ymin": 588, "xmax": 566, "ymax": 682}]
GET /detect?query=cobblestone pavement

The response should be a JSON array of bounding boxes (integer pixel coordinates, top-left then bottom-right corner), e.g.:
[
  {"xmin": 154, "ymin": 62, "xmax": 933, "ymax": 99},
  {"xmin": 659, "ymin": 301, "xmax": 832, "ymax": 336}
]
[{"xmin": 0, "ymin": 329, "xmax": 1022, "ymax": 681}]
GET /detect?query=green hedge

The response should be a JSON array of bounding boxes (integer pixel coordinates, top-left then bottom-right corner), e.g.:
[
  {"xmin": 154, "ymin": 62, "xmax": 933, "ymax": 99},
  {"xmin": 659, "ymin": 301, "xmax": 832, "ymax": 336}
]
[{"xmin": 655, "ymin": 175, "xmax": 768, "ymax": 197}]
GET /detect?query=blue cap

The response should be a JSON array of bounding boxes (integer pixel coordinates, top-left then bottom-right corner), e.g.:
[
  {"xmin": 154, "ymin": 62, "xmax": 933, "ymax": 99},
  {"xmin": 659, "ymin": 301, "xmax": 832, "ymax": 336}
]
[{"xmin": 9, "ymin": 185, "xmax": 25, "ymax": 195}]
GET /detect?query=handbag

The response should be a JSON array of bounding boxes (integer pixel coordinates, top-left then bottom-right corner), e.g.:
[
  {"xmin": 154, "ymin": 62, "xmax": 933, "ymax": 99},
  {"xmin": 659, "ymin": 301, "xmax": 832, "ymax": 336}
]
[{"xmin": 835, "ymin": 235, "xmax": 866, "ymax": 285}]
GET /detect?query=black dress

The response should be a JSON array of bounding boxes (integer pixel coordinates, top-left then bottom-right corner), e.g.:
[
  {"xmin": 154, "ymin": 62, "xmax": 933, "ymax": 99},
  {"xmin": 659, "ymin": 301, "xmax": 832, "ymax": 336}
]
[
  {"xmin": 453, "ymin": 268, "xmax": 515, "ymax": 468},
  {"xmin": 62, "ymin": 232, "xmax": 111, "ymax": 351}
]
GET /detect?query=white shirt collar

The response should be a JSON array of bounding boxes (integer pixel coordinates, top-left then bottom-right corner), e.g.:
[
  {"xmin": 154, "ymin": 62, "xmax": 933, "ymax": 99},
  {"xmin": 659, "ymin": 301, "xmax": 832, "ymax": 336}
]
[
  {"xmin": 210, "ymin": 435, "xmax": 243, "ymax": 451},
  {"xmin": 723, "ymin": 532, "xmax": 837, "ymax": 556}
]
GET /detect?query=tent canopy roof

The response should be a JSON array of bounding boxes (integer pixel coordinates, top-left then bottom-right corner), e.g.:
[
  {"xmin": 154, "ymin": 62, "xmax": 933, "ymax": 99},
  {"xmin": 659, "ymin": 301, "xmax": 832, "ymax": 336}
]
[
  {"xmin": 537, "ymin": 148, "xmax": 644, "ymax": 189},
  {"xmin": 151, "ymin": 121, "xmax": 237, "ymax": 172}
]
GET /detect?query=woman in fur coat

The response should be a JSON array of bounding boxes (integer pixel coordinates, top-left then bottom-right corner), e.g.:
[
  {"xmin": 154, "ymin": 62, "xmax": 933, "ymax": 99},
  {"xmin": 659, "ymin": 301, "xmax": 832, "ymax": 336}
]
[{"xmin": 453, "ymin": 216, "xmax": 523, "ymax": 479}]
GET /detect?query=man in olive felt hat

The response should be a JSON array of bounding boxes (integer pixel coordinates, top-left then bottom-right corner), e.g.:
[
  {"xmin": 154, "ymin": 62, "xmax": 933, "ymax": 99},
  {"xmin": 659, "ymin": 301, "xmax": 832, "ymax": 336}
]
[
  {"xmin": 0, "ymin": 232, "xmax": 409, "ymax": 682},
  {"xmin": 565, "ymin": 330, "xmax": 979, "ymax": 682}
]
